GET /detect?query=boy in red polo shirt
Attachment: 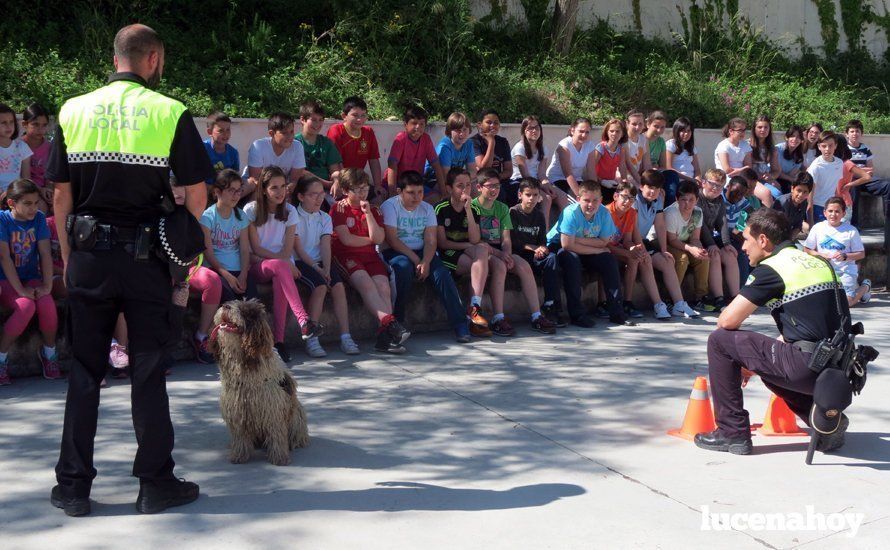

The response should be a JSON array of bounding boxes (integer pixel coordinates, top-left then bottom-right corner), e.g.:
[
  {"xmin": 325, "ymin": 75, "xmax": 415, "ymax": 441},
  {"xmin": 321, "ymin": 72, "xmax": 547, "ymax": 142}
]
[
  {"xmin": 327, "ymin": 96, "xmax": 386, "ymax": 204},
  {"xmin": 385, "ymin": 105, "xmax": 446, "ymax": 201}
]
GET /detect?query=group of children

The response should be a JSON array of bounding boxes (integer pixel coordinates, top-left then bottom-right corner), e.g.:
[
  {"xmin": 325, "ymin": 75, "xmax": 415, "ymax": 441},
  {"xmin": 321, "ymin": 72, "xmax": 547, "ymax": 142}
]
[{"xmin": 0, "ymin": 97, "xmax": 882, "ymax": 384}]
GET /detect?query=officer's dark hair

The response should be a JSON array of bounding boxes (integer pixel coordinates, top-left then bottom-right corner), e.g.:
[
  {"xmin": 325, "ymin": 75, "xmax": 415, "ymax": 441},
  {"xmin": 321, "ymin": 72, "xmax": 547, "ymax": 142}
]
[
  {"xmin": 475, "ymin": 168, "xmax": 500, "ymax": 186},
  {"xmin": 0, "ymin": 104, "xmax": 19, "ymax": 139},
  {"xmin": 22, "ymin": 103, "xmax": 50, "ymax": 124},
  {"xmin": 113, "ymin": 24, "xmax": 163, "ymax": 61},
  {"xmin": 677, "ymin": 180, "xmax": 699, "ymax": 198},
  {"xmin": 342, "ymin": 96, "xmax": 367, "ymax": 115},
  {"xmin": 518, "ymin": 177, "xmax": 541, "ymax": 193},
  {"xmin": 747, "ymin": 208, "xmax": 790, "ymax": 244},
  {"xmin": 299, "ymin": 100, "xmax": 325, "ymax": 120},
  {"xmin": 824, "ymin": 196, "xmax": 847, "ymax": 211},
  {"xmin": 403, "ymin": 105, "xmax": 428, "ymax": 124},
  {"xmin": 206, "ymin": 112, "xmax": 231, "ymax": 130},
  {"xmin": 267, "ymin": 112, "xmax": 294, "ymax": 132},
  {"xmin": 255, "ymin": 166, "xmax": 288, "ymax": 226},
  {"xmin": 792, "ymin": 171, "xmax": 814, "ymax": 192},
  {"xmin": 211, "ymin": 169, "xmax": 243, "ymax": 220},
  {"xmin": 446, "ymin": 166, "xmax": 470, "ymax": 187},
  {"xmin": 5, "ymin": 178, "xmax": 40, "ymax": 206},
  {"xmin": 397, "ymin": 170, "xmax": 424, "ymax": 191},
  {"xmin": 339, "ymin": 167, "xmax": 369, "ymax": 193},
  {"xmin": 640, "ymin": 169, "xmax": 664, "ymax": 189}
]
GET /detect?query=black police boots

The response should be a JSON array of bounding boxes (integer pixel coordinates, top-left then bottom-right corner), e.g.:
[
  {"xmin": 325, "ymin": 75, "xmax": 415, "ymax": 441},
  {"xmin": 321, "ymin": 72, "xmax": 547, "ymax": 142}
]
[
  {"xmin": 694, "ymin": 430, "xmax": 753, "ymax": 455},
  {"xmin": 51, "ymin": 485, "xmax": 91, "ymax": 517},
  {"xmin": 136, "ymin": 477, "xmax": 200, "ymax": 514}
]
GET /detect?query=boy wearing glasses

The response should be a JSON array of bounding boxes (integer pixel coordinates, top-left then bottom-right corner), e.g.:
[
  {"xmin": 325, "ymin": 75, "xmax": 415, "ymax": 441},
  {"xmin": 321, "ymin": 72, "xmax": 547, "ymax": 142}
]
[
  {"xmin": 472, "ymin": 169, "xmax": 555, "ymax": 335},
  {"xmin": 606, "ymin": 181, "xmax": 671, "ymax": 319},
  {"xmin": 698, "ymin": 168, "xmax": 739, "ymax": 298}
]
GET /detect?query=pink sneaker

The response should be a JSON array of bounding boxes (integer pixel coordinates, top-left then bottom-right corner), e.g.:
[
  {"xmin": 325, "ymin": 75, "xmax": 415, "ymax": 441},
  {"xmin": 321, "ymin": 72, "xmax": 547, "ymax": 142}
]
[
  {"xmin": 39, "ymin": 350, "xmax": 63, "ymax": 380},
  {"xmin": 108, "ymin": 343, "xmax": 129, "ymax": 369}
]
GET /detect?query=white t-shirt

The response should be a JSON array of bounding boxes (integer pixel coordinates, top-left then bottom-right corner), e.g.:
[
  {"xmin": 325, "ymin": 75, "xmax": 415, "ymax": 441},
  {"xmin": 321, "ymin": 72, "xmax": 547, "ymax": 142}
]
[
  {"xmin": 804, "ymin": 220, "xmax": 864, "ymax": 277},
  {"xmin": 806, "ymin": 156, "xmax": 845, "ymax": 208},
  {"xmin": 665, "ymin": 139, "xmax": 698, "ymax": 178},
  {"xmin": 244, "ymin": 201, "xmax": 299, "ymax": 255},
  {"xmin": 546, "ymin": 136, "xmax": 596, "ymax": 182},
  {"xmin": 510, "ymin": 141, "xmax": 551, "ymax": 181},
  {"xmin": 0, "ymin": 139, "xmax": 33, "ymax": 191},
  {"xmin": 380, "ymin": 195, "xmax": 437, "ymax": 250},
  {"xmin": 624, "ymin": 133, "xmax": 649, "ymax": 175},
  {"xmin": 245, "ymin": 137, "xmax": 307, "ymax": 175},
  {"xmin": 664, "ymin": 202, "xmax": 703, "ymax": 243},
  {"xmin": 713, "ymin": 138, "xmax": 752, "ymax": 174},
  {"xmin": 294, "ymin": 205, "xmax": 333, "ymax": 263}
]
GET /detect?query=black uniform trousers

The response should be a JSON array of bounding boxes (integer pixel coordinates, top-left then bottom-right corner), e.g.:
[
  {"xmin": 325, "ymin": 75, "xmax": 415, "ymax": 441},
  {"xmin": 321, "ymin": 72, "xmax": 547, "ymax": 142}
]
[
  {"xmin": 55, "ymin": 244, "xmax": 175, "ymax": 498},
  {"xmin": 707, "ymin": 327, "xmax": 819, "ymax": 439}
]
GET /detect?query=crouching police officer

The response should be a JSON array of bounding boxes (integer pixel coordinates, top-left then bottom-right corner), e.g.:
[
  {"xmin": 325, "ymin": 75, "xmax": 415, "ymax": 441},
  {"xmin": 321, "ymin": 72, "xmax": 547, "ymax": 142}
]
[
  {"xmin": 47, "ymin": 24, "xmax": 212, "ymax": 515},
  {"xmin": 695, "ymin": 208, "xmax": 852, "ymax": 455}
]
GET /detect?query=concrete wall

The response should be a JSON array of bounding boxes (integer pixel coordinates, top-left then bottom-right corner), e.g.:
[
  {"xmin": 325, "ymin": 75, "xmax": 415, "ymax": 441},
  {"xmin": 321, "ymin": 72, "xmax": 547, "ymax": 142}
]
[
  {"xmin": 469, "ymin": 0, "xmax": 890, "ymax": 59},
  {"xmin": 205, "ymin": 117, "xmax": 890, "ymax": 179}
]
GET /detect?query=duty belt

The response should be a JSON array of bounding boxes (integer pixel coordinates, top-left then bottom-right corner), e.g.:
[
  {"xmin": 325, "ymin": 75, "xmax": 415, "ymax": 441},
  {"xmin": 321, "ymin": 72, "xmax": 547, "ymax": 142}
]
[{"xmin": 792, "ymin": 340, "xmax": 819, "ymax": 354}]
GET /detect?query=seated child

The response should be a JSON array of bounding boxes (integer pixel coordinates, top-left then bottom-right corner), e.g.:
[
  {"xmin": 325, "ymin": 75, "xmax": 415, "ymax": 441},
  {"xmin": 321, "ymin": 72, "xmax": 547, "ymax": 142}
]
[
  {"xmin": 435, "ymin": 167, "xmax": 493, "ymax": 337},
  {"xmin": 245, "ymin": 166, "xmax": 320, "ymax": 362},
  {"xmin": 698, "ymin": 168, "xmax": 740, "ymax": 299},
  {"xmin": 331, "ymin": 168, "xmax": 409, "ymax": 353},
  {"xmin": 773, "ymin": 172, "xmax": 813, "ymax": 241},
  {"xmin": 724, "ymin": 176, "xmax": 755, "ymax": 283},
  {"xmin": 665, "ymin": 180, "xmax": 725, "ymax": 312},
  {"xmin": 292, "ymin": 175, "xmax": 359, "ymax": 357},
  {"xmin": 472, "ymin": 109, "xmax": 513, "ymax": 186},
  {"xmin": 20, "ymin": 104, "xmax": 52, "ymax": 212},
  {"xmin": 296, "ymin": 100, "xmax": 342, "ymax": 203},
  {"xmin": 740, "ymin": 167, "xmax": 772, "ymax": 208},
  {"xmin": 509, "ymin": 177, "xmax": 564, "ymax": 326},
  {"xmin": 592, "ymin": 118, "xmax": 632, "ymax": 202},
  {"xmin": 0, "ymin": 179, "xmax": 60, "ymax": 384},
  {"xmin": 245, "ymin": 112, "xmax": 306, "ymax": 198},
  {"xmin": 547, "ymin": 180, "xmax": 631, "ymax": 327},
  {"xmin": 804, "ymin": 197, "xmax": 870, "ymax": 306},
  {"xmin": 606, "ymin": 181, "xmax": 671, "ymax": 319},
  {"xmin": 427, "ymin": 111, "xmax": 477, "ymax": 190},
  {"xmin": 634, "ymin": 170, "xmax": 699, "ymax": 317},
  {"xmin": 203, "ymin": 112, "xmax": 240, "ymax": 186},
  {"xmin": 327, "ymin": 96, "xmax": 386, "ymax": 204},
  {"xmin": 385, "ymin": 106, "xmax": 445, "ymax": 201},
  {"xmin": 510, "ymin": 116, "xmax": 557, "ymax": 223},
  {"xmin": 381, "ymin": 170, "xmax": 470, "ymax": 342},
  {"xmin": 844, "ymin": 119, "xmax": 890, "ymax": 226}
]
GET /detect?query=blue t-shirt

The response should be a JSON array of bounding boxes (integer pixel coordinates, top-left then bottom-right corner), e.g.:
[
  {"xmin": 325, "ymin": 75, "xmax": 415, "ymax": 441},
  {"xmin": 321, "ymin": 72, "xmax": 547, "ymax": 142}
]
[
  {"xmin": 0, "ymin": 210, "xmax": 50, "ymax": 282},
  {"xmin": 547, "ymin": 203, "xmax": 617, "ymax": 246},
  {"xmin": 203, "ymin": 139, "xmax": 241, "ymax": 184},
  {"xmin": 426, "ymin": 136, "xmax": 475, "ymax": 179},
  {"xmin": 200, "ymin": 204, "xmax": 250, "ymax": 272}
]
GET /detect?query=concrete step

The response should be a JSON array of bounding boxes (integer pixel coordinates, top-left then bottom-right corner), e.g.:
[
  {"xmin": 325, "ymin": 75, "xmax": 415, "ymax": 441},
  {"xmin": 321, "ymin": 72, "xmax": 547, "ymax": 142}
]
[{"xmin": 856, "ymin": 192, "xmax": 886, "ymax": 229}]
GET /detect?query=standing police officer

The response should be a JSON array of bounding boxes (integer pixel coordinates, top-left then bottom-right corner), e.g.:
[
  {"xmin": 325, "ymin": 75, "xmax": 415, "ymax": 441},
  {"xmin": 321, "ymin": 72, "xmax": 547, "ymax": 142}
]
[
  {"xmin": 47, "ymin": 24, "xmax": 212, "ymax": 516},
  {"xmin": 695, "ymin": 208, "xmax": 851, "ymax": 455}
]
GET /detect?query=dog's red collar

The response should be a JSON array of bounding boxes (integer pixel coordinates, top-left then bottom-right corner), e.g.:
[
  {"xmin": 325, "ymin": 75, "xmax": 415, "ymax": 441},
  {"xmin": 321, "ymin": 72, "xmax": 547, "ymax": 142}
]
[{"xmin": 209, "ymin": 322, "xmax": 243, "ymax": 343}]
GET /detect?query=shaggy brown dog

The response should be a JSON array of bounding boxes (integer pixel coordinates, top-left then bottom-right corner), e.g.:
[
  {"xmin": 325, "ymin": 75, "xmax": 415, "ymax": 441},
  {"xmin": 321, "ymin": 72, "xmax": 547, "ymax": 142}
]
[{"xmin": 208, "ymin": 299, "xmax": 309, "ymax": 465}]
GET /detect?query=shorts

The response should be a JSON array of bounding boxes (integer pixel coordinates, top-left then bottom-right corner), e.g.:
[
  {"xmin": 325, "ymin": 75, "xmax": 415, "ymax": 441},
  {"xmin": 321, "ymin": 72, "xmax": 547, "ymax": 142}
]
[
  {"xmin": 439, "ymin": 248, "xmax": 465, "ymax": 271},
  {"xmin": 838, "ymin": 272, "xmax": 859, "ymax": 297},
  {"xmin": 294, "ymin": 260, "xmax": 343, "ymax": 291},
  {"xmin": 333, "ymin": 251, "xmax": 389, "ymax": 278}
]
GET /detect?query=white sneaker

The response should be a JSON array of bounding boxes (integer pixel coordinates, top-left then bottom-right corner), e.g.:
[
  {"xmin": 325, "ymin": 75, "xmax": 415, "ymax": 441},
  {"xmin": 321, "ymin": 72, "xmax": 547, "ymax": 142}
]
[
  {"xmin": 861, "ymin": 279, "xmax": 872, "ymax": 304},
  {"xmin": 672, "ymin": 300, "xmax": 700, "ymax": 318},
  {"xmin": 340, "ymin": 335, "xmax": 360, "ymax": 355},
  {"xmin": 653, "ymin": 301, "xmax": 671, "ymax": 319},
  {"xmin": 305, "ymin": 336, "xmax": 327, "ymax": 358}
]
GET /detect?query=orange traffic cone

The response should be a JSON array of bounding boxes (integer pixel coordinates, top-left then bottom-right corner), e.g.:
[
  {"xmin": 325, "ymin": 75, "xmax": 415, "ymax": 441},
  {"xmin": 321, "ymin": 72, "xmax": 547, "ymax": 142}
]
[
  {"xmin": 756, "ymin": 394, "xmax": 809, "ymax": 436},
  {"xmin": 668, "ymin": 376, "xmax": 717, "ymax": 440}
]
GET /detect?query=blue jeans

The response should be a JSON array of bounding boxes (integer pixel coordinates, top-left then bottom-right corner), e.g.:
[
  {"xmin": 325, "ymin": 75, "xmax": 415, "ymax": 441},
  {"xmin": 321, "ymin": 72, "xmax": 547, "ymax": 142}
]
[
  {"xmin": 661, "ymin": 169, "xmax": 681, "ymax": 207},
  {"xmin": 383, "ymin": 249, "xmax": 467, "ymax": 330},
  {"xmin": 732, "ymin": 239, "xmax": 750, "ymax": 284},
  {"xmin": 556, "ymin": 248, "xmax": 625, "ymax": 322}
]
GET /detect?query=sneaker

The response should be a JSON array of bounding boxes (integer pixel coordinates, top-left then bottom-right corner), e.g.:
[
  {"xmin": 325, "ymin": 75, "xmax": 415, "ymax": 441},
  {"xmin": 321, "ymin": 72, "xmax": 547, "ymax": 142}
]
[
  {"xmin": 571, "ymin": 314, "xmax": 596, "ymax": 328},
  {"xmin": 693, "ymin": 430, "xmax": 753, "ymax": 455},
  {"xmin": 191, "ymin": 337, "xmax": 214, "ymax": 364},
  {"xmin": 816, "ymin": 414, "xmax": 849, "ymax": 452},
  {"xmin": 305, "ymin": 336, "xmax": 327, "ymax": 358},
  {"xmin": 340, "ymin": 335, "xmax": 360, "ymax": 355},
  {"xmin": 595, "ymin": 302, "xmax": 610, "ymax": 318},
  {"xmin": 861, "ymin": 279, "xmax": 872, "ymax": 304},
  {"xmin": 108, "ymin": 343, "xmax": 129, "ymax": 369},
  {"xmin": 541, "ymin": 304, "xmax": 567, "ymax": 328},
  {"xmin": 39, "ymin": 349, "xmax": 63, "ymax": 380},
  {"xmin": 300, "ymin": 320, "xmax": 324, "ymax": 341},
  {"xmin": 671, "ymin": 300, "xmax": 700, "ymax": 318},
  {"xmin": 274, "ymin": 342, "xmax": 291, "ymax": 363},
  {"xmin": 386, "ymin": 319, "xmax": 411, "ymax": 345},
  {"xmin": 455, "ymin": 323, "xmax": 471, "ymax": 343},
  {"xmin": 0, "ymin": 360, "xmax": 10, "ymax": 386},
  {"xmin": 693, "ymin": 295, "xmax": 719, "ymax": 313},
  {"xmin": 374, "ymin": 331, "xmax": 406, "ymax": 354},
  {"xmin": 623, "ymin": 301, "xmax": 644, "ymax": 319},
  {"xmin": 136, "ymin": 477, "xmax": 199, "ymax": 514},
  {"xmin": 531, "ymin": 315, "xmax": 556, "ymax": 334},
  {"xmin": 467, "ymin": 304, "xmax": 492, "ymax": 335},
  {"xmin": 490, "ymin": 317, "xmax": 516, "ymax": 336},
  {"xmin": 51, "ymin": 485, "xmax": 90, "ymax": 517},
  {"xmin": 653, "ymin": 301, "xmax": 671, "ymax": 320},
  {"xmin": 469, "ymin": 321, "xmax": 493, "ymax": 337},
  {"xmin": 713, "ymin": 295, "xmax": 728, "ymax": 312}
]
